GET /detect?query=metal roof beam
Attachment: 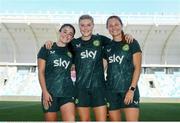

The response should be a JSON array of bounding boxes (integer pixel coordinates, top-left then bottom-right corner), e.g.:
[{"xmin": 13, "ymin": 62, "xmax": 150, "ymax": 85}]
[
  {"xmin": 160, "ymin": 25, "xmax": 178, "ymax": 64},
  {"xmin": 1, "ymin": 23, "xmax": 19, "ymax": 63}
]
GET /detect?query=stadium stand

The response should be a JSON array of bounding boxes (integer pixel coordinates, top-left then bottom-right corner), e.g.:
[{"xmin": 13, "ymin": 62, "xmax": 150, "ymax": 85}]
[
  {"xmin": 0, "ymin": 67, "xmax": 41, "ymax": 96},
  {"xmin": 139, "ymin": 73, "xmax": 180, "ymax": 98},
  {"xmin": 0, "ymin": 66, "xmax": 179, "ymax": 99}
]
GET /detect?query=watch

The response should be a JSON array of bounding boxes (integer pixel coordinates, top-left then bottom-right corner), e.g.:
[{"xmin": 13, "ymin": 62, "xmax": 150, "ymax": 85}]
[{"xmin": 129, "ymin": 86, "xmax": 136, "ymax": 92}]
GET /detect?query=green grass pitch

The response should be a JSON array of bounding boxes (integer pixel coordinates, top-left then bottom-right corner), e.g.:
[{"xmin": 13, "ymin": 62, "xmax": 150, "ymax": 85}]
[{"xmin": 0, "ymin": 101, "xmax": 180, "ymax": 121}]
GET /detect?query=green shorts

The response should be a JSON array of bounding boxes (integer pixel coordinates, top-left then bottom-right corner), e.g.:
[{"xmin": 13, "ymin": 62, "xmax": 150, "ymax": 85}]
[
  {"xmin": 75, "ymin": 88, "xmax": 106, "ymax": 107},
  {"xmin": 41, "ymin": 96, "xmax": 75, "ymax": 113},
  {"xmin": 106, "ymin": 89, "xmax": 140, "ymax": 111}
]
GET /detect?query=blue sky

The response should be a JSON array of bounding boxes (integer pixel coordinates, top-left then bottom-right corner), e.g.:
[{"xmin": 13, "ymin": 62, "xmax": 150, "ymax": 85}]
[{"xmin": 0, "ymin": 0, "xmax": 179, "ymax": 14}]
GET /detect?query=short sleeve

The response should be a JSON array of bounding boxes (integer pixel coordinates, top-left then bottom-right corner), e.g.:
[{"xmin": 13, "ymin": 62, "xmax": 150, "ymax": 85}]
[
  {"xmin": 99, "ymin": 35, "xmax": 111, "ymax": 46},
  {"xmin": 130, "ymin": 39, "xmax": 142, "ymax": 54},
  {"xmin": 37, "ymin": 45, "xmax": 48, "ymax": 60}
]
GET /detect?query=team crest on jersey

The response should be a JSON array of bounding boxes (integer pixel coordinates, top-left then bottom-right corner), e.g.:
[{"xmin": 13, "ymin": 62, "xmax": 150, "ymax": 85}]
[
  {"xmin": 122, "ymin": 44, "xmax": 129, "ymax": 51},
  {"xmin": 93, "ymin": 40, "xmax": 100, "ymax": 47},
  {"xmin": 67, "ymin": 51, "xmax": 72, "ymax": 58}
]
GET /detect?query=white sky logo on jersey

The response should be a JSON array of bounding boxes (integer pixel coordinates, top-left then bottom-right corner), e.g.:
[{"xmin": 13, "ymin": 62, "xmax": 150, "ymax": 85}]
[
  {"xmin": 80, "ymin": 50, "xmax": 97, "ymax": 59},
  {"xmin": 53, "ymin": 58, "xmax": 70, "ymax": 69},
  {"xmin": 109, "ymin": 54, "xmax": 124, "ymax": 64},
  {"xmin": 50, "ymin": 50, "xmax": 55, "ymax": 54}
]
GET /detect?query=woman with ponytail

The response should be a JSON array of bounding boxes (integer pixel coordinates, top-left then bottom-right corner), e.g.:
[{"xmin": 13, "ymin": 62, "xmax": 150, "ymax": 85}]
[{"xmin": 104, "ymin": 16, "xmax": 142, "ymax": 121}]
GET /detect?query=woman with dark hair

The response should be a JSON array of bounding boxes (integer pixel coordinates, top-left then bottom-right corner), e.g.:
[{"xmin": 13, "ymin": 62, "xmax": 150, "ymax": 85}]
[
  {"xmin": 38, "ymin": 24, "xmax": 76, "ymax": 121},
  {"xmin": 104, "ymin": 16, "xmax": 142, "ymax": 121}
]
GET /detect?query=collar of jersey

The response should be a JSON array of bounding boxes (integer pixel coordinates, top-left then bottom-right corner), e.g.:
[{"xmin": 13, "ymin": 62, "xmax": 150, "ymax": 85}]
[
  {"xmin": 80, "ymin": 35, "xmax": 95, "ymax": 44},
  {"xmin": 54, "ymin": 42, "xmax": 67, "ymax": 49}
]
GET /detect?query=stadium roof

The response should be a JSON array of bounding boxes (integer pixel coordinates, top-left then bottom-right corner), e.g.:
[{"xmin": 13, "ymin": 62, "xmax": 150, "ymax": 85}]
[{"xmin": 0, "ymin": 12, "xmax": 180, "ymax": 66}]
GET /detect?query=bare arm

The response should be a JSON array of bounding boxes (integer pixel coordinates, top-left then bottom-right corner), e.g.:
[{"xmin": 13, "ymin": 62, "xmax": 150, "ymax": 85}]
[
  {"xmin": 130, "ymin": 52, "xmax": 142, "ymax": 88},
  {"xmin": 124, "ymin": 52, "xmax": 142, "ymax": 105},
  {"xmin": 103, "ymin": 59, "xmax": 108, "ymax": 80},
  {"xmin": 103, "ymin": 59, "xmax": 108, "ymax": 72},
  {"xmin": 38, "ymin": 58, "xmax": 52, "ymax": 107},
  {"xmin": 38, "ymin": 59, "xmax": 47, "ymax": 93}
]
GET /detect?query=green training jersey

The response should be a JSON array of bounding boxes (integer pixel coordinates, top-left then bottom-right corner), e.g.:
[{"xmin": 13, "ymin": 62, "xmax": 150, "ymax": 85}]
[
  {"xmin": 71, "ymin": 34, "xmax": 111, "ymax": 88},
  {"xmin": 104, "ymin": 39, "xmax": 142, "ymax": 92},
  {"xmin": 38, "ymin": 43, "xmax": 75, "ymax": 97}
]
